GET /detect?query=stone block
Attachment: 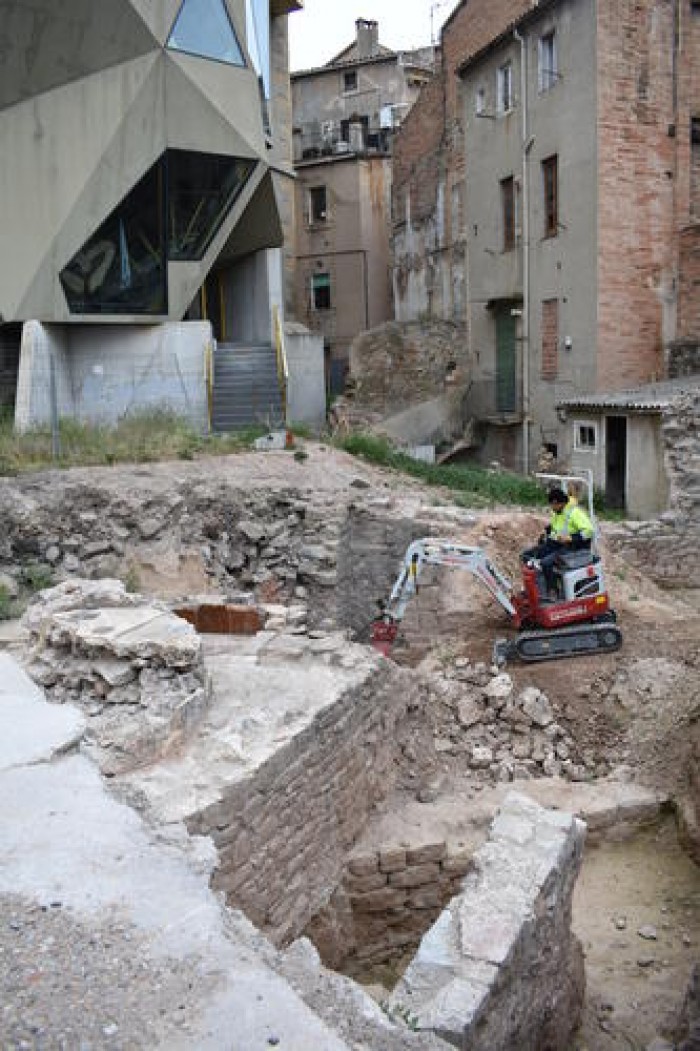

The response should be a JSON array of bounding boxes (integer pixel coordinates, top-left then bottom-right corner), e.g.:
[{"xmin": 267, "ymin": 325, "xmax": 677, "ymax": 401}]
[
  {"xmin": 406, "ymin": 842, "xmax": 447, "ymax": 865},
  {"xmin": 350, "ymin": 887, "xmax": 407, "ymax": 913},
  {"xmin": 348, "ymin": 853, "xmax": 379, "ymax": 877},
  {"xmin": 345, "ymin": 872, "xmax": 388, "ymax": 894},
  {"xmin": 378, "ymin": 846, "xmax": 407, "ymax": 873},
  {"xmin": 389, "ymin": 862, "xmax": 441, "ymax": 889}
]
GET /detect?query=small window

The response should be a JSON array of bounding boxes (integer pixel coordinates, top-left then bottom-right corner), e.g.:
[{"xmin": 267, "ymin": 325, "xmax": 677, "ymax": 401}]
[
  {"xmin": 475, "ymin": 87, "xmax": 486, "ymax": 116},
  {"xmin": 501, "ymin": 176, "xmax": 515, "ymax": 251},
  {"xmin": 574, "ymin": 421, "xmax": 597, "ymax": 451},
  {"xmin": 538, "ymin": 31, "xmax": 557, "ymax": 92},
  {"xmin": 542, "ymin": 154, "xmax": 558, "ymax": 238},
  {"xmin": 497, "ymin": 62, "xmax": 513, "ymax": 114},
  {"xmin": 309, "ymin": 186, "xmax": 327, "ymax": 224},
  {"xmin": 311, "ymin": 272, "xmax": 331, "ymax": 310},
  {"xmin": 343, "ymin": 70, "xmax": 357, "ymax": 93}
]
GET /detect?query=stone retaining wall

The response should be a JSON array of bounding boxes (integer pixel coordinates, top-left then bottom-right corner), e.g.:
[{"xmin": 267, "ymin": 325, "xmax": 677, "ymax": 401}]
[
  {"xmin": 187, "ymin": 661, "xmax": 423, "ymax": 947},
  {"xmin": 304, "ymin": 839, "xmax": 473, "ymax": 978},
  {"xmin": 391, "ymin": 793, "xmax": 586, "ymax": 1051}
]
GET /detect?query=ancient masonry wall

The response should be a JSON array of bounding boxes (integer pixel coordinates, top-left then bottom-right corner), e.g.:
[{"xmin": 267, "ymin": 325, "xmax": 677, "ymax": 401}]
[
  {"xmin": 304, "ymin": 839, "xmax": 473, "ymax": 977},
  {"xmin": 187, "ymin": 662, "xmax": 423, "ymax": 947},
  {"xmin": 606, "ymin": 391, "xmax": 700, "ymax": 588},
  {"xmin": 391, "ymin": 793, "xmax": 586, "ymax": 1051}
]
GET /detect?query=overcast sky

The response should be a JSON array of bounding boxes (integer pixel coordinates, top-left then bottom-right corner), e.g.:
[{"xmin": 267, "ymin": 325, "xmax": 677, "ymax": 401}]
[{"xmin": 288, "ymin": 0, "xmax": 455, "ymax": 71}]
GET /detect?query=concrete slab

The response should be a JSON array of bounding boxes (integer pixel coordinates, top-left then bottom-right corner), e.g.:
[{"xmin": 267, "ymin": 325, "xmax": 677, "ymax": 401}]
[
  {"xmin": 0, "ymin": 652, "xmax": 353, "ymax": 1051},
  {"xmin": 0, "ymin": 652, "xmax": 85, "ymax": 770},
  {"xmin": 119, "ymin": 633, "xmax": 378, "ymax": 823}
]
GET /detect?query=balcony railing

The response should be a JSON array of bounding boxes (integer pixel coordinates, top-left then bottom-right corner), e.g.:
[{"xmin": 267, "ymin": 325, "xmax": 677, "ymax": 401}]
[{"xmin": 294, "ymin": 116, "xmax": 396, "ymax": 162}]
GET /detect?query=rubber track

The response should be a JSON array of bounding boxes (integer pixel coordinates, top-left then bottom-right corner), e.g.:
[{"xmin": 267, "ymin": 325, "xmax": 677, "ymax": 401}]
[{"xmin": 514, "ymin": 622, "xmax": 623, "ymax": 662}]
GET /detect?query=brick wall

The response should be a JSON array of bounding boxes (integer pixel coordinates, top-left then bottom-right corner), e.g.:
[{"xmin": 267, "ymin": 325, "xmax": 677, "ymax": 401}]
[
  {"xmin": 596, "ymin": 0, "xmax": 676, "ymax": 389},
  {"xmin": 188, "ymin": 662, "xmax": 423, "ymax": 946},
  {"xmin": 679, "ymin": 225, "xmax": 700, "ymax": 341},
  {"xmin": 541, "ymin": 298, "xmax": 559, "ymax": 380}
]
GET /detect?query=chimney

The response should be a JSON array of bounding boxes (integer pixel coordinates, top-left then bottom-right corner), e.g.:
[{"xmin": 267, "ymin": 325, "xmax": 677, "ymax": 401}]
[{"xmin": 355, "ymin": 18, "xmax": 379, "ymax": 60}]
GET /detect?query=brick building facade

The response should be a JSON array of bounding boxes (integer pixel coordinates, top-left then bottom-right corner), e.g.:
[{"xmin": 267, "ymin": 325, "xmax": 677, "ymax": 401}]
[{"xmin": 392, "ymin": 0, "xmax": 700, "ymax": 474}]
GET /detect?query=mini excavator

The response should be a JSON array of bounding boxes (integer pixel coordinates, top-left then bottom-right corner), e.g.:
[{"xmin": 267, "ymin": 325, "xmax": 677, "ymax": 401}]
[{"xmin": 371, "ymin": 473, "xmax": 622, "ymax": 665}]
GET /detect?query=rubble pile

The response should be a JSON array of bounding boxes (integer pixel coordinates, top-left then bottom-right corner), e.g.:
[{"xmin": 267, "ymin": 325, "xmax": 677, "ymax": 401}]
[
  {"xmin": 21, "ymin": 579, "xmax": 210, "ymax": 775},
  {"xmin": 0, "ymin": 478, "xmax": 348, "ymax": 625},
  {"xmin": 420, "ymin": 658, "xmax": 595, "ymax": 783}
]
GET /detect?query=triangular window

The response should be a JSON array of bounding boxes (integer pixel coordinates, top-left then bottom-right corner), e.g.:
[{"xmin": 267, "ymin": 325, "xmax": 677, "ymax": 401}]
[{"xmin": 167, "ymin": 0, "xmax": 245, "ymax": 67}]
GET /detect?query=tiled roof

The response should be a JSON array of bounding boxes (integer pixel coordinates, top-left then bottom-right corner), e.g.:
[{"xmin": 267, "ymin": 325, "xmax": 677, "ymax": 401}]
[{"xmin": 557, "ymin": 376, "xmax": 700, "ymax": 412}]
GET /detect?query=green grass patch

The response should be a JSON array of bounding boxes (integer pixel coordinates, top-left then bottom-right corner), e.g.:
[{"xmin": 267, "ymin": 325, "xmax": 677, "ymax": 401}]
[
  {"xmin": 336, "ymin": 433, "xmax": 544, "ymax": 507},
  {"xmin": 0, "ymin": 410, "xmax": 272, "ymax": 474}
]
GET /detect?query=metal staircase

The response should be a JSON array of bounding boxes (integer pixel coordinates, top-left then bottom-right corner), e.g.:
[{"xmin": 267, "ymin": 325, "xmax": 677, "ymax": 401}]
[{"xmin": 211, "ymin": 342, "xmax": 284, "ymax": 432}]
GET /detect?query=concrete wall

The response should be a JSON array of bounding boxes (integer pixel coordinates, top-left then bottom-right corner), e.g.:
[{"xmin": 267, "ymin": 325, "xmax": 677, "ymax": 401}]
[
  {"xmin": 462, "ymin": 0, "xmax": 598, "ymax": 469},
  {"xmin": 607, "ymin": 390, "xmax": 700, "ymax": 588},
  {"xmin": 15, "ymin": 320, "xmax": 211, "ymax": 432},
  {"xmin": 285, "ymin": 322, "xmax": 326, "ymax": 427},
  {"xmin": 294, "ymin": 156, "xmax": 393, "ymax": 371},
  {"xmin": 566, "ymin": 410, "xmax": 670, "ymax": 519}
]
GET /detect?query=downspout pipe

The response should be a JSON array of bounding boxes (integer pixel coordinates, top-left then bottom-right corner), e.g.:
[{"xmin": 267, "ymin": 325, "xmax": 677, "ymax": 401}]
[{"xmin": 514, "ymin": 27, "xmax": 530, "ymax": 475}]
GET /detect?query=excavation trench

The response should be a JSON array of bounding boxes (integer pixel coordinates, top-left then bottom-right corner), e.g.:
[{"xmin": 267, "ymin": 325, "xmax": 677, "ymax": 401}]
[{"xmin": 10, "ymin": 491, "xmax": 700, "ymax": 1049}]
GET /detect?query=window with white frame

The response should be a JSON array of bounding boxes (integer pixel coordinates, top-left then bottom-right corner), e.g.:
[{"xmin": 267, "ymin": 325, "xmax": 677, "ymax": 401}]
[
  {"xmin": 497, "ymin": 62, "xmax": 513, "ymax": 114},
  {"xmin": 574, "ymin": 420, "xmax": 598, "ymax": 451},
  {"xmin": 475, "ymin": 87, "xmax": 486, "ymax": 116},
  {"xmin": 538, "ymin": 30, "xmax": 557, "ymax": 92}
]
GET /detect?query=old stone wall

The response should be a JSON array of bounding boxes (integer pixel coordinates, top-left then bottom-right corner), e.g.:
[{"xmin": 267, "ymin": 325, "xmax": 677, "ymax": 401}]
[
  {"xmin": 346, "ymin": 319, "xmax": 470, "ymax": 413},
  {"xmin": 187, "ymin": 661, "xmax": 422, "ymax": 947},
  {"xmin": 391, "ymin": 793, "xmax": 586, "ymax": 1051},
  {"xmin": 606, "ymin": 390, "xmax": 700, "ymax": 588},
  {"xmin": 0, "ymin": 474, "xmax": 346, "ymax": 629},
  {"xmin": 666, "ymin": 340, "xmax": 700, "ymax": 378},
  {"xmin": 304, "ymin": 838, "xmax": 473, "ymax": 977},
  {"xmin": 336, "ymin": 506, "xmax": 435, "ymax": 641}
]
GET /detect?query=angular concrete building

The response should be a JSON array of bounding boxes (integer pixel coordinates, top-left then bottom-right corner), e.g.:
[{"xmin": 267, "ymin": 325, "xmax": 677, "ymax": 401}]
[{"xmin": 0, "ymin": 0, "xmax": 325, "ymax": 431}]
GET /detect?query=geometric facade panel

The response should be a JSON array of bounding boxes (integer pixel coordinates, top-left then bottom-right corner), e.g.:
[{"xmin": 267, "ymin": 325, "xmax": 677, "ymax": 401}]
[
  {"xmin": 59, "ymin": 150, "xmax": 255, "ymax": 314},
  {"xmin": 168, "ymin": 150, "xmax": 255, "ymax": 260},
  {"xmin": 167, "ymin": 0, "xmax": 245, "ymax": 67},
  {"xmin": 60, "ymin": 159, "xmax": 166, "ymax": 315},
  {"xmin": 0, "ymin": 0, "xmax": 158, "ymax": 110}
]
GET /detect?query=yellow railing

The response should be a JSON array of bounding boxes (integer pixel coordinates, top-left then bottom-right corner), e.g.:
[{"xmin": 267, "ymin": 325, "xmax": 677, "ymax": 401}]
[{"xmin": 272, "ymin": 305, "xmax": 289, "ymax": 424}]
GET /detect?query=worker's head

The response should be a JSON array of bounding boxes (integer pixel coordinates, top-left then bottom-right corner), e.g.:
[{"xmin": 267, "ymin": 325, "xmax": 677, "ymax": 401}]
[{"xmin": 547, "ymin": 487, "xmax": 567, "ymax": 510}]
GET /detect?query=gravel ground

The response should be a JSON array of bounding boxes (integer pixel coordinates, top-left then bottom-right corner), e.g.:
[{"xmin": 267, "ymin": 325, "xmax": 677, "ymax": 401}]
[{"xmin": 0, "ymin": 895, "xmax": 221, "ymax": 1050}]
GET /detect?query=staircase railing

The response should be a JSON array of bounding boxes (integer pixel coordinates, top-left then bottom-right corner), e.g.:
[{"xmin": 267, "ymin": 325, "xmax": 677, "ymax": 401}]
[{"xmin": 272, "ymin": 305, "xmax": 289, "ymax": 424}]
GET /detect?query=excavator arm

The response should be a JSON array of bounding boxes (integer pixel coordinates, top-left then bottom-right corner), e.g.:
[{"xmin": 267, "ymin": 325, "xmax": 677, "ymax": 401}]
[{"xmin": 377, "ymin": 538, "xmax": 517, "ymax": 625}]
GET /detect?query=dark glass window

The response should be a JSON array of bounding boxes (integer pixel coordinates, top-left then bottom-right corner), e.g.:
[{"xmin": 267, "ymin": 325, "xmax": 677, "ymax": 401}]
[
  {"xmin": 542, "ymin": 154, "xmax": 558, "ymax": 238},
  {"xmin": 167, "ymin": 0, "xmax": 245, "ymax": 66},
  {"xmin": 309, "ymin": 186, "xmax": 327, "ymax": 223},
  {"xmin": 501, "ymin": 176, "xmax": 515, "ymax": 251},
  {"xmin": 167, "ymin": 150, "xmax": 255, "ymax": 260},
  {"xmin": 343, "ymin": 70, "xmax": 358, "ymax": 92},
  {"xmin": 60, "ymin": 161, "xmax": 166, "ymax": 315},
  {"xmin": 312, "ymin": 272, "xmax": 331, "ymax": 310}
]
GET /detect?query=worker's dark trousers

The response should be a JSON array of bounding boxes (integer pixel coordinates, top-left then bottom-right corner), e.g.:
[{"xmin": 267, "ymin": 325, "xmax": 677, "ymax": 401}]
[{"xmin": 521, "ymin": 538, "xmax": 567, "ymax": 593}]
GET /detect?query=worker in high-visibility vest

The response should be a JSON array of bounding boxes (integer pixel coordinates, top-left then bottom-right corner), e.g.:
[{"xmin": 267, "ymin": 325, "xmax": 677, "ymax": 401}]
[{"xmin": 521, "ymin": 487, "xmax": 594, "ymax": 598}]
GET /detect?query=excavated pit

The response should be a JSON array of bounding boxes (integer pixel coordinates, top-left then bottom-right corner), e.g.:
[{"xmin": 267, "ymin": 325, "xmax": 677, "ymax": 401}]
[{"xmin": 2, "ymin": 456, "xmax": 698, "ymax": 1049}]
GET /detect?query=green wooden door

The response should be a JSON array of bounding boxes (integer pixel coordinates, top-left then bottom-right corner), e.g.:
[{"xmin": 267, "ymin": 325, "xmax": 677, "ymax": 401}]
[{"xmin": 495, "ymin": 310, "xmax": 517, "ymax": 413}]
